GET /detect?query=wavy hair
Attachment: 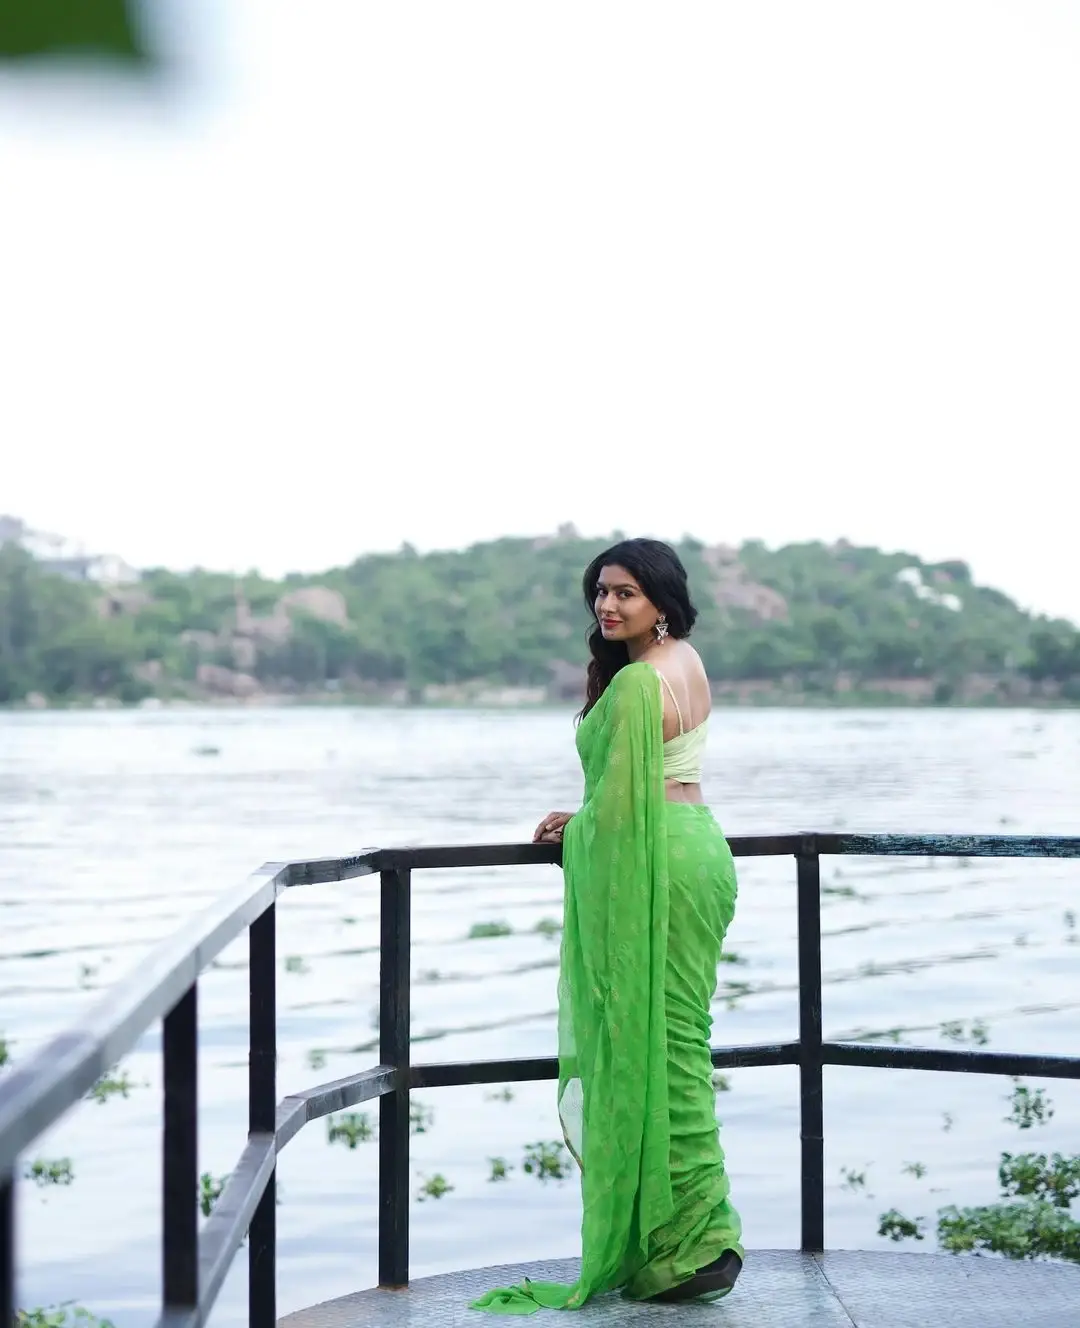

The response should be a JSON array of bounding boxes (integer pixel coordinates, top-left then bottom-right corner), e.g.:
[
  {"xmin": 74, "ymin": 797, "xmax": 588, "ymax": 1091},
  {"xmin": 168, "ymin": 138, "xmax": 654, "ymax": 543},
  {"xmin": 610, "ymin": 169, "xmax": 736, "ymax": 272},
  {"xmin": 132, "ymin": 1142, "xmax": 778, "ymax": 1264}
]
[{"xmin": 579, "ymin": 538, "xmax": 698, "ymax": 718}]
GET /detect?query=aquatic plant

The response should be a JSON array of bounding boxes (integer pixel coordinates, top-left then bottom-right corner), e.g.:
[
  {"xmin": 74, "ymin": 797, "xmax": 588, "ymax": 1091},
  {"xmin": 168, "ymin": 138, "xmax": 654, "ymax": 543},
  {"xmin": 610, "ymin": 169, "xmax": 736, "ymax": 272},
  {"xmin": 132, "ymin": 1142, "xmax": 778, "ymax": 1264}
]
[
  {"xmin": 940, "ymin": 1019, "xmax": 990, "ymax": 1047},
  {"xmin": 327, "ymin": 1113, "xmax": 375, "ymax": 1148},
  {"xmin": 416, "ymin": 1173, "xmax": 453, "ymax": 1201},
  {"xmin": 410, "ymin": 1100, "xmax": 434, "ymax": 1135},
  {"xmin": 468, "ymin": 921, "xmax": 513, "ymax": 940},
  {"xmin": 86, "ymin": 1068, "xmax": 135, "ymax": 1104},
  {"xmin": 284, "ymin": 955, "xmax": 310, "ymax": 975},
  {"xmin": 999, "ymin": 1152, "xmax": 1080, "ymax": 1208},
  {"xmin": 522, "ymin": 1141, "xmax": 571, "ymax": 1182},
  {"xmin": 16, "ymin": 1305, "xmax": 114, "ymax": 1328},
  {"xmin": 199, "ymin": 1172, "xmax": 228, "ymax": 1217},
  {"xmin": 25, "ymin": 1158, "xmax": 73, "ymax": 1187},
  {"xmin": 488, "ymin": 1157, "xmax": 512, "ymax": 1182},
  {"xmin": 878, "ymin": 1210, "xmax": 926, "ymax": 1241},
  {"xmin": 878, "ymin": 1084, "xmax": 1080, "ymax": 1263},
  {"xmin": 1006, "ymin": 1081, "xmax": 1054, "ymax": 1130}
]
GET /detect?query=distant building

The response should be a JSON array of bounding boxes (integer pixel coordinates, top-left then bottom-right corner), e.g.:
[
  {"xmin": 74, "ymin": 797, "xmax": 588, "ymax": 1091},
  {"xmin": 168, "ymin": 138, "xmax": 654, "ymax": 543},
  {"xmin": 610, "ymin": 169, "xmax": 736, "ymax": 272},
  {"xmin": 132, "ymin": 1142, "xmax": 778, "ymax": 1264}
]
[{"xmin": 0, "ymin": 514, "xmax": 141, "ymax": 585}]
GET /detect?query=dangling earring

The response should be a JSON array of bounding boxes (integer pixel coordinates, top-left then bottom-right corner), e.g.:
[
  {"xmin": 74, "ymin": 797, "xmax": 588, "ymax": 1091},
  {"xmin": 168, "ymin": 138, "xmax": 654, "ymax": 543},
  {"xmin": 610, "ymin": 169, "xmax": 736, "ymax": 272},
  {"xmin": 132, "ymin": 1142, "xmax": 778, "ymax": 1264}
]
[{"xmin": 654, "ymin": 614, "xmax": 668, "ymax": 643}]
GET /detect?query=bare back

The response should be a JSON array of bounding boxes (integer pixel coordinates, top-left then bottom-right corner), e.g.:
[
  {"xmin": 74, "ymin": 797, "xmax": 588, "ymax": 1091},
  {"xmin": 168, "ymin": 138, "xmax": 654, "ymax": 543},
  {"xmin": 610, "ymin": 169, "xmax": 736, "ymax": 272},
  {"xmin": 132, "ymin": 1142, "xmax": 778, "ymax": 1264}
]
[{"xmin": 639, "ymin": 639, "xmax": 711, "ymax": 803}]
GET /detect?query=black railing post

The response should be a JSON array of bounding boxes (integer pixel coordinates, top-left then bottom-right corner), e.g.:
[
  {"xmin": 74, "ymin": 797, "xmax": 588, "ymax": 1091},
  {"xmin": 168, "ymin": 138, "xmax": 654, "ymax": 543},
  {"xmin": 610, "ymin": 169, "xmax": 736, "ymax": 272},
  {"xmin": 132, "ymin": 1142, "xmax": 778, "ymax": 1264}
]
[
  {"xmin": 796, "ymin": 841, "xmax": 825, "ymax": 1251},
  {"xmin": 249, "ymin": 903, "xmax": 277, "ymax": 1327},
  {"xmin": 378, "ymin": 867, "xmax": 412, "ymax": 1288},
  {"xmin": 1, "ymin": 1174, "xmax": 13, "ymax": 1328},
  {"xmin": 163, "ymin": 983, "xmax": 199, "ymax": 1310}
]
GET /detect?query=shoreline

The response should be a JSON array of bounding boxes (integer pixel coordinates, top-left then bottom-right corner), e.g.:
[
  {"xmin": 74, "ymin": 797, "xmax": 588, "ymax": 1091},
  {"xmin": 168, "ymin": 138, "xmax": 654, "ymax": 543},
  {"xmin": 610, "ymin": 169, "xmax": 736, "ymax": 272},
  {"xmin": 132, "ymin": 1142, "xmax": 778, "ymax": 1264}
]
[{"xmin": 2, "ymin": 690, "xmax": 1077, "ymax": 714}]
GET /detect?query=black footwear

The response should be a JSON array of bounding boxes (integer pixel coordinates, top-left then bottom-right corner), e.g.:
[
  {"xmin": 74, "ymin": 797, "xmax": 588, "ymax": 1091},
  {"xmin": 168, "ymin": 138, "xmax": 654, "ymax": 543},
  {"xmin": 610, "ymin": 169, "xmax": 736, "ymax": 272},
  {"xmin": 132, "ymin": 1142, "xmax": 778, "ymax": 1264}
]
[{"xmin": 647, "ymin": 1249, "xmax": 743, "ymax": 1303}]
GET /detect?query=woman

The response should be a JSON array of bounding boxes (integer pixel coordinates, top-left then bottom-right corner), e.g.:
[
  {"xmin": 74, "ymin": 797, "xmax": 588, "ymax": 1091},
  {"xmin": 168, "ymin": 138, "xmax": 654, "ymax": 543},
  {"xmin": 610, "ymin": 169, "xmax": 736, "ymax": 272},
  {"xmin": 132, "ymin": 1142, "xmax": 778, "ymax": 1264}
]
[{"xmin": 472, "ymin": 538, "xmax": 743, "ymax": 1313}]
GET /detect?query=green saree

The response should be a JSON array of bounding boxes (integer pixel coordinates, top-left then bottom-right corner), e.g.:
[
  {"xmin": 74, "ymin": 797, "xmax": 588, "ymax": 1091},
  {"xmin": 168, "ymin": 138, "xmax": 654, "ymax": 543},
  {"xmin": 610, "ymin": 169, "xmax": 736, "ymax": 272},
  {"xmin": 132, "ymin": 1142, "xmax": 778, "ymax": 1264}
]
[{"xmin": 472, "ymin": 662, "xmax": 743, "ymax": 1314}]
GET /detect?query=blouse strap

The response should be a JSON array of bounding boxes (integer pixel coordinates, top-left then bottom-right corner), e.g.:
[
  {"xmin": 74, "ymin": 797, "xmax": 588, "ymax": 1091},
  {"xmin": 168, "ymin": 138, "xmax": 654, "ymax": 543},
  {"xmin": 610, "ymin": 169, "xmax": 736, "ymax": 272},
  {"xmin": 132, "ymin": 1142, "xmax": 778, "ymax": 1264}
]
[{"xmin": 653, "ymin": 667, "xmax": 685, "ymax": 736}]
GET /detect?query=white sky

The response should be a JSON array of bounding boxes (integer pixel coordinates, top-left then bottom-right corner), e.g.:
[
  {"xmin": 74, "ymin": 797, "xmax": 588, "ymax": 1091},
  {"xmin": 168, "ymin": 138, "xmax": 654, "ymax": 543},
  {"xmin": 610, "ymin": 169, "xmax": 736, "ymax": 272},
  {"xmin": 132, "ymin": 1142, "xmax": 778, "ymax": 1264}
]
[{"xmin": 2, "ymin": 1, "xmax": 1078, "ymax": 622}]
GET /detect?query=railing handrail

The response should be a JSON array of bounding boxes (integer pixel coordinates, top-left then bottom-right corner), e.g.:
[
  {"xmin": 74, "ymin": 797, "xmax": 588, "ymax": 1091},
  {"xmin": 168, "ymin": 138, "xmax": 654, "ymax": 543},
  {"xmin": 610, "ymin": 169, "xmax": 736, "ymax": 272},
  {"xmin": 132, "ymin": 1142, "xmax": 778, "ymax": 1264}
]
[
  {"xmin": 3, "ymin": 831, "xmax": 1080, "ymax": 1328},
  {"xmin": 3, "ymin": 831, "xmax": 1080, "ymax": 1179}
]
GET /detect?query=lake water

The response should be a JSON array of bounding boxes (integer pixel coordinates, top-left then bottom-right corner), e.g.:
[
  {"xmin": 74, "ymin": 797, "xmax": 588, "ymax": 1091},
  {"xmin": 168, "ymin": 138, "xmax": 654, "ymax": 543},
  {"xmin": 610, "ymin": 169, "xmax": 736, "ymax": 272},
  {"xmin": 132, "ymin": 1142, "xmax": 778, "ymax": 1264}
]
[{"xmin": 2, "ymin": 704, "xmax": 1079, "ymax": 1324}]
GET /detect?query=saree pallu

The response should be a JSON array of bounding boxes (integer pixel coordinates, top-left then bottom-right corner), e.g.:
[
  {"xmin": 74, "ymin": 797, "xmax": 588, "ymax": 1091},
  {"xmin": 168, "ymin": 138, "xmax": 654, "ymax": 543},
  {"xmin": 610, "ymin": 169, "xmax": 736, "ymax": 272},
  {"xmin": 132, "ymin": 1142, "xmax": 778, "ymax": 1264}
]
[{"xmin": 472, "ymin": 663, "xmax": 742, "ymax": 1314}]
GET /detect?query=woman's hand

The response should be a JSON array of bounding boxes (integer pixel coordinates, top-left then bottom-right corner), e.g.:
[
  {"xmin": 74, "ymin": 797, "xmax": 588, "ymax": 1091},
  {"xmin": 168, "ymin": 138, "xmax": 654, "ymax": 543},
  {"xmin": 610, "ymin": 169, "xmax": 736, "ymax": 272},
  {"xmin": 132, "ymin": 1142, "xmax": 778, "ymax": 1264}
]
[{"xmin": 533, "ymin": 811, "xmax": 575, "ymax": 844}]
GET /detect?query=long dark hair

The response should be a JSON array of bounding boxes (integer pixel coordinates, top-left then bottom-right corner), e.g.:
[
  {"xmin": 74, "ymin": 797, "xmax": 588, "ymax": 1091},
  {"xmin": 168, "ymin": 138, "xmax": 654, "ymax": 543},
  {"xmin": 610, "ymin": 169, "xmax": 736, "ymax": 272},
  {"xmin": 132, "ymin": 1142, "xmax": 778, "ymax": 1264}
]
[{"xmin": 579, "ymin": 538, "xmax": 698, "ymax": 718}]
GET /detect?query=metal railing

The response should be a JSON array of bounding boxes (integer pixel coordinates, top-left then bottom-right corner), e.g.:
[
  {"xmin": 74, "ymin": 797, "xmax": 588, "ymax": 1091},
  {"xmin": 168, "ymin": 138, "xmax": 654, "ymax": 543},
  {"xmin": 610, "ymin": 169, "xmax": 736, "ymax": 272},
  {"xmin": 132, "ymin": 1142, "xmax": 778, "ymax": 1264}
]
[{"xmin": 2, "ymin": 833, "xmax": 1079, "ymax": 1326}]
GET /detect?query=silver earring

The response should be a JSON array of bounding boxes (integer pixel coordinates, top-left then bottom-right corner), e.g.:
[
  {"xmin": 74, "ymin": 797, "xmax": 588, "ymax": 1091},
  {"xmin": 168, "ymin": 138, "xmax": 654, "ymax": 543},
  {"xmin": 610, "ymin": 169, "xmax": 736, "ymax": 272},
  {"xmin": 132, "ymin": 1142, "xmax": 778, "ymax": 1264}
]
[{"xmin": 654, "ymin": 614, "xmax": 668, "ymax": 643}]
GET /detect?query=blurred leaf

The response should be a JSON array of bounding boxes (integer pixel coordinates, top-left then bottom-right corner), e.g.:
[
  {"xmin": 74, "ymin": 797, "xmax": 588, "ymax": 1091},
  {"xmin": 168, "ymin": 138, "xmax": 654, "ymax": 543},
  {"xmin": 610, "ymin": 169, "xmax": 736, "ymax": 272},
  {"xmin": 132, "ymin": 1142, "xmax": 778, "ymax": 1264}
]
[{"xmin": 0, "ymin": 0, "xmax": 148, "ymax": 63}]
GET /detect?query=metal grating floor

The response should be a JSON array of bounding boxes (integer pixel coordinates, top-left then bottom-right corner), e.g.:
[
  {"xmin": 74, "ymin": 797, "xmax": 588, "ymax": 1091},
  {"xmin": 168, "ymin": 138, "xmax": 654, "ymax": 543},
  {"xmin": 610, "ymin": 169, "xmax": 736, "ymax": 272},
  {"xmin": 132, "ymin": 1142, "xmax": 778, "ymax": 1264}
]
[{"xmin": 279, "ymin": 1249, "xmax": 1080, "ymax": 1327}]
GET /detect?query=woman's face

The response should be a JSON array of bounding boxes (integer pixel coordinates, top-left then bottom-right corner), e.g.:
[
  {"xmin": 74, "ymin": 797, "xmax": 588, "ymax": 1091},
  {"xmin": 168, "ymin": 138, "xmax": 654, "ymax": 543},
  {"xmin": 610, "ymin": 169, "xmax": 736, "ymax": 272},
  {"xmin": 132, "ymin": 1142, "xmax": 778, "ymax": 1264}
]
[{"xmin": 594, "ymin": 564, "xmax": 660, "ymax": 642}]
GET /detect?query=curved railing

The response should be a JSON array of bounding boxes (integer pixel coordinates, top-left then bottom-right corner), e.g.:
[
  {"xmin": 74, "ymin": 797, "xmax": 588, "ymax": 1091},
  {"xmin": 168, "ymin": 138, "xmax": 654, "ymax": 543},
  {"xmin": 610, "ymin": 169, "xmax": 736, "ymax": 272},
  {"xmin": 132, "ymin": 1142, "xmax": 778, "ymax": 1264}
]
[{"xmin": 2, "ymin": 833, "xmax": 1079, "ymax": 1327}]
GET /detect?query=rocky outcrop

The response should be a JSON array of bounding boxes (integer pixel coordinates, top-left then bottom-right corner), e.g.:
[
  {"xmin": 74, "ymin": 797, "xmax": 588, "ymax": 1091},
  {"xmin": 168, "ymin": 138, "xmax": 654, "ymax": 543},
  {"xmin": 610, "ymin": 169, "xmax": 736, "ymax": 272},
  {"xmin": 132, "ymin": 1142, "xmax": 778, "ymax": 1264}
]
[
  {"xmin": 175, "ymin": 585, "xmax": 353, "ymax": 688},
  {"xmin": 195, "ymin": 663, "xmax": 260, "ymax": 698},
  {"xmin": 233, "ymin": 585, "xmax": 350, "ymax": 646},
  {"xmin": 701, "ymin": 545, "xmax": 789, "ymax": 621}
]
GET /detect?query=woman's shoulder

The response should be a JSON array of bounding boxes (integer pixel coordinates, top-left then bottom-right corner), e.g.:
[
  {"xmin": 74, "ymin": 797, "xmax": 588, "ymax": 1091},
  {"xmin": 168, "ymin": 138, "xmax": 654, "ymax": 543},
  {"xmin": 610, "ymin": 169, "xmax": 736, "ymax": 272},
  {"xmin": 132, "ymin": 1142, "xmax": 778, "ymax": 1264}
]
[
  {"xmin": 643, "ymin": 639, "xmax": 704, "ymax": 682},
  {"xmin": 610, "ymin": 660, "xmax": 658, "ymax": 694}
]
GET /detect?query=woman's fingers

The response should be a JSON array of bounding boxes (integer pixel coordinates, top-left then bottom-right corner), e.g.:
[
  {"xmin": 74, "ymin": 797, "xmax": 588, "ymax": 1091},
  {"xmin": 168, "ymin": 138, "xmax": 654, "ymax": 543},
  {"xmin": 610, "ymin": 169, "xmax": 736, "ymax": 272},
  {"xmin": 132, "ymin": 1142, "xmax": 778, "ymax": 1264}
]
[{"xmin": 534, "ymin": 812, "xmax": 571, "ymax": 843}]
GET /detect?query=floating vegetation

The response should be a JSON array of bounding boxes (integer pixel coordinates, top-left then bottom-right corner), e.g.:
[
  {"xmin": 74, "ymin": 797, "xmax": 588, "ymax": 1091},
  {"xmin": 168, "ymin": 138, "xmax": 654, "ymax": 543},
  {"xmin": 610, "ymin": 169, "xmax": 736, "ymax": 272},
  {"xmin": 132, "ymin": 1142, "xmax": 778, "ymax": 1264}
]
[
  {"xmin": 17, "ymin": 1306, "xmax": 115, "ymax": 1328},
  {"xmin": 882, "ymin": 1086, "xmax": 1080, "ymax": 1262},
  {"xmin": 327, "ymin": 1112, "xmax": 375, "ymax": 1148},
  {"xmin": 485, "ymin": 1087, "xmax": 515, "ymax": 1103},
  {"xmin": 712, "ymin": 1072, "xmax": 731, "ymax": 1093},
  {"xmin": 284, "ymin": 955, "xmax": 310, "ymax": 975},
  {"xmin": 418, "ymin": 969, "xmax": 444, "ymax": 983},
  {"xmin": 859, "ymin": 1028, "xmax": 905, "ymax": 1044},
  {"xmin": 468, "ymin": 921, "xmax": 513, "ymax": 940},
  {"xmin": 192, "ymin": 745, "xmax": 221, "ymax": 756},
  {"xmin": 878, "ymin": 1209, "xmax": 926, "ymax": 1242},
  {"xmin": 416, "ymin": 1173, "xmax": 453, "ymax": 1202},
  {"xmin": 823, "ymin": 885, "xmax": 861, "ymax": 900},
  {"xmin": 523, "ymin": 1141, "xmax": 572, "ymax": 1182},
  {"xmin": 902, "ymin": 1162, "xmax": 928, "ymax": 1180},
  {"xmin": 937, "ymin": 1200, "xmax": 1080, "ymax": 1261},
  {"xmin": 86, "ymin": 1068, "xmax": 135, "ymax": 1105},
  {"xmin": 1000, "ymin": 1152, "xmax": 1080, "ymax": 1208},
  {"xmin": 940, "ymin": 1019, "xmax": 990, "ymax": 1046},
  {"xmin": 488, "ymin": 1157, "xmax": 512, "ymax": 1182},
  {"xmin": 719, "ymin": 951, "xmax": 747, "ymax": 965},
  {"xmin": 840, "ymin": 1166, "xmax": 870, "ymax": 1193},
  {"xmin": 410, "ymin": 1099, "xmax": 434, "ymax": 1135},
  {"xmin": 1005, "ymin": 1081, "xmax": 1054, "ymax": 1130},
  {"xmin": 533, "ymin": 917, "xmax": 561, "ymax": 940},
  {"xmin": 199, "ymin": 1172, "xmax": 228, "ymax": 1217},
  {"xmin": 0, "ymin": 1033, "xmax": 9, "ymax": 1067},
  {"xmin": 26, "ymin": 1158, "xmax": 73, "ymax": 1187},
  {"xmin": 341, "ymin": 916, "xmax": 358, "ymax": 926},
  {"xmin": 307, "ymin": 1048, "xmax": 328, "ymax": 1071}
]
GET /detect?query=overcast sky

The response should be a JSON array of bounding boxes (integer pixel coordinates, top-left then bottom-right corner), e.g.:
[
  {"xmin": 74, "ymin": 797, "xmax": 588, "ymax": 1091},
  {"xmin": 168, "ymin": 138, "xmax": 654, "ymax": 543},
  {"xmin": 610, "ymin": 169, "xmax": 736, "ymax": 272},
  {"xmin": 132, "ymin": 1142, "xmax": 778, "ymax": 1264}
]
[{"xmin": 2, "ymin": 1, "xmax": 1078, "ymax": 622}]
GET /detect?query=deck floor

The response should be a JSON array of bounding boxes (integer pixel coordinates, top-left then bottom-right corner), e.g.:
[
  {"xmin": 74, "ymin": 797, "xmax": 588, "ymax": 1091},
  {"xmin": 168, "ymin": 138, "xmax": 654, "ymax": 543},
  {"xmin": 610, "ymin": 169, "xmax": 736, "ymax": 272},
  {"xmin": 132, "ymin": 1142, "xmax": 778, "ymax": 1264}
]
[{"xmin": 279, "ymin": 1249, "xmax": 1080, "ymax": 1327}]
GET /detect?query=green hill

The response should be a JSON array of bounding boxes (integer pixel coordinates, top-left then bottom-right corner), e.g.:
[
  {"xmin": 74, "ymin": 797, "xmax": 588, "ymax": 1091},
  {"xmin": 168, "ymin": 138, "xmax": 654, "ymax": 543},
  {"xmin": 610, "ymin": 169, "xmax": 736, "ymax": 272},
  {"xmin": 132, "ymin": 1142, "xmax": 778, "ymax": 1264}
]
[{"xmin": 1, "ymin": 530, "xmax": 1078, "ymax": 706}]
